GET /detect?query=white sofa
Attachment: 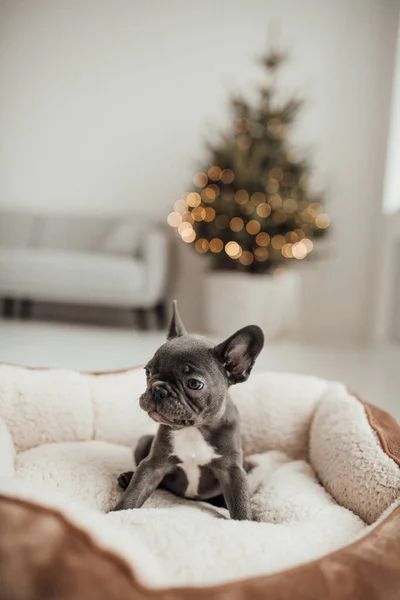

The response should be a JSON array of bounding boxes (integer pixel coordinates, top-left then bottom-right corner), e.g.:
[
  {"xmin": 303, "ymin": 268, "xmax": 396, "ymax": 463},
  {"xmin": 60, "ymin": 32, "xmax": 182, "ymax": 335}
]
[{"xmin": 0, "ymin": 212, "xmax": 169, "ymax": 326}]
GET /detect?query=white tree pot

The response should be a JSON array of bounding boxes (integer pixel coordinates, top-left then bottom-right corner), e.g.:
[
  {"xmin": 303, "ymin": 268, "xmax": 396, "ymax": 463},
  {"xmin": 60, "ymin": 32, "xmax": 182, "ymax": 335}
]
[{"xmin": 204, "ymin": 269, "xmax": 301, "ymax": 340}]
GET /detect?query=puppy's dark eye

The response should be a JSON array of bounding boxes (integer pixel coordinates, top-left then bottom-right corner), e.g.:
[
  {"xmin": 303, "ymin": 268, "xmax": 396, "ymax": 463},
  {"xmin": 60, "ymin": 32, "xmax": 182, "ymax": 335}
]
[{"xmin": 187, "ymin": 379, "xmax": 204, "ymax": 390}]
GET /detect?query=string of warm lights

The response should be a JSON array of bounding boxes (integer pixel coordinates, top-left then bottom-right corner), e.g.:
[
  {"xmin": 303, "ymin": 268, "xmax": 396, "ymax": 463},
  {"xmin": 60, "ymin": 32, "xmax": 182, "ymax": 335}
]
[
  {"xmin": 167, "ymin": 167, "xmax": 329, "ymax": 269},
  {"xmin": 166, "ymin": 48, "xmax": 330, "ymax": 272}
]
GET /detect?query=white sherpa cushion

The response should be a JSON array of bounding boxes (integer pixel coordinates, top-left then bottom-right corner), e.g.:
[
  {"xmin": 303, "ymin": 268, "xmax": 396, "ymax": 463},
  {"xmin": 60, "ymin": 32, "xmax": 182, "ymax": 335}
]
[{"xmin": 0, "ymin": 365, "xmax": 399, "ymax": 588}]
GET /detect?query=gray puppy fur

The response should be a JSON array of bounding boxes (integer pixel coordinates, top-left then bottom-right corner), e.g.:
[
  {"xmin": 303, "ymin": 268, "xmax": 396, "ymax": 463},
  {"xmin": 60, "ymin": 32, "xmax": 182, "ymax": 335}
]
[{"xmin": 112, "ymin": 301, "xmax": 264, "ymax": 520}]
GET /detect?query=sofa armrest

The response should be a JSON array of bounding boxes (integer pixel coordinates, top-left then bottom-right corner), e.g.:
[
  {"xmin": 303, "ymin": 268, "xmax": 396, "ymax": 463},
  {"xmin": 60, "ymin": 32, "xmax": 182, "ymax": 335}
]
[{"xmin": 141, "ymin": 228, "xmax": 168, "ymax": 307}]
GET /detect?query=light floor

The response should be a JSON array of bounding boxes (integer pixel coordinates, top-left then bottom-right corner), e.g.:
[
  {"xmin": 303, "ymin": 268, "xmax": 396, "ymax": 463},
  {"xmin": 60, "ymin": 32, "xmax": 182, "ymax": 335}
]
[{"xmin": 0, "ymin": 319, "xmax": 399, "ymax": 420}]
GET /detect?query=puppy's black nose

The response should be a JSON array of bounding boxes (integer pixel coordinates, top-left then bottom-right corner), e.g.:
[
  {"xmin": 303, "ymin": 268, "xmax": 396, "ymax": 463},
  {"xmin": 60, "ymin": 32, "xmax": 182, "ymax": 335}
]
[{"xmin": 152, "ymin": 382, "xmax": 169, "ymax": 400}]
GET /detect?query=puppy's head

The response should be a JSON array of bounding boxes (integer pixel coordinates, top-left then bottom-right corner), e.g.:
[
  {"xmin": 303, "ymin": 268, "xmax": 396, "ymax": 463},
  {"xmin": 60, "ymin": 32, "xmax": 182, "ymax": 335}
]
[{"xmin": 139, "ymin": 301, "xmax": 264, "ymax": 429}]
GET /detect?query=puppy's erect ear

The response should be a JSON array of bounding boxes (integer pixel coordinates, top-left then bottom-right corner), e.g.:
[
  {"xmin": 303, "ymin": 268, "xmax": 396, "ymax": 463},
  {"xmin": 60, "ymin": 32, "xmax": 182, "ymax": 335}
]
[
  {"xmin": 214, "ymin": 325, "xmax": 264, "ymax": 384},
  {"xmin": 167, "ymin": 300, "xmax": 187, "ymax": 339}
]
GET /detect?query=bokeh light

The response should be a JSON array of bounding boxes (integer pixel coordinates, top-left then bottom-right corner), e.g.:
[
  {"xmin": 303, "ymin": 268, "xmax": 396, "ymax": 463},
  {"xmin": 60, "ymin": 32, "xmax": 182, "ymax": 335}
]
[
  {"xmin": 271, "ymin": 235, "xmax": 286, "ymax": 250},
  {"xmin": 251, "ymin": 192, "xmax": 266, "ymax": 206},
  {"xmin": 269, "ymin": 167, "xmax": 283, "ymax": 181},
  {"xmin": 193, "ymin": 172, "xmax": 208, "ymax": 188},
  {"xmin": 220, "ymin": 169, "xmax": 235, "ymax": 184},
  {"xmin": 246, "ymin": 220, "xmax": 261, "ymax": 235},
  {"xmin": 303, "ymin": 238, "xmax": 313, "ymax": 253},
  {"xmin": 174, "ymin": 199, "xmax": 188, "ymax": 213},
  {"xmin": 191, "ymin": 206, "xmax": 206, "ymax": 221},
  {"xmin": 225, "ymin": 241, "xmax": 242, "ymax": 259},
  {"xmin": 254, "ymin": 247, "xmax": 269, "ymax": 261},
  {"xmin": 315, "ymin": 214, "xmax": 330, "ymax": 229},
  {"xmin": 234, "ymin": 189, "xmax": 249, "ymax": 205},
  {"xmin": 239, "ymin": 251, "xmax": 254, "ymax": 266},
  {"xmin": 195, "ymin": 238, "xmax": 209, "ymax": 253},
  {"xmin": 256, "ymin": 203, "xmax": 271, "ymax": 218},
  {"xmin": 268, "ymin": 194, "xmax": 282, "ymax": 209},
  {"xmin": 267, "ymin": 180, "xmax": 279, "ymax": 194},
  {"xmin": 186, "ymin": 192, "xmax": 201, "ymax": 208},
  {"xmin": 181, "ymin": 210, "xmax": 194, "ymax": 224},
  {"xmin": 207, "ymin": 166, "xmax": 222, "ymax": 181},
  {"xmin": 201, "ymin": 187, "xmax": 217, "ymax": 203},
  {"xmin": 286, "ymin": 231, "xmax": 298, "ymax": 243},
  {"xmin": 292, "ymin": 241, "xmax": 308, "ymax": 259},
  {"xmin": 204, "ymin": 207, "xmax": 216, "ymax": 222},
  {"xmin": 281, "ymin": 243, "xmax": 293, "ymax": 258},
  {"xmin": 167, "ymin": 212, "xmax": 182, "ymax": 227},
  {"xmin": 209, "ymin": 238, "xmax": 223, "ymax": 253},
  {"xmin": 230, "ymin": 217, "xmax": 244, "ymax": 232},
  {"xmin": 283, "ymin": 198, "xmax": 298, "ymax": 213},
  {"xmin": 181, "ymin": 229, "xmax": 196, "ymax": 244},
  {"xmin": 178, "ymin": 222, "xmax": 192, "ymax": 235},
  {"xmin": 308, "ymin": 202, "xmax": 322, "ymax": 217},
  {"xmin": 256, "ymin": 232, "xmax": 270, "ymax": 247}
]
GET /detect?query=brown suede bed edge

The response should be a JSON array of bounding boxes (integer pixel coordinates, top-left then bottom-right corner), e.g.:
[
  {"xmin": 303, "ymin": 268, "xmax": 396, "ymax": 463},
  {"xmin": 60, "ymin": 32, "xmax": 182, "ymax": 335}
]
[
  {"xmin": 363, "ymin": 402, "xmax": 400, "ymax": 468},
  {"xmin": 0, "ymin": 496, "xmax": 399, "ymax": 600},
  {"xmin": 0, "ymin": 368, "xmax": 399, "ymax": 600}
]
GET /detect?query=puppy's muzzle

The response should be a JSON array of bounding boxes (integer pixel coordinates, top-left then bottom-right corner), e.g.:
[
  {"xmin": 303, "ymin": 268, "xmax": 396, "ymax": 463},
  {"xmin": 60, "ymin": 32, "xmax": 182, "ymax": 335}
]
[{"xmin": 152, "ymin": 381, "xmax": 169, "ymax": 401}]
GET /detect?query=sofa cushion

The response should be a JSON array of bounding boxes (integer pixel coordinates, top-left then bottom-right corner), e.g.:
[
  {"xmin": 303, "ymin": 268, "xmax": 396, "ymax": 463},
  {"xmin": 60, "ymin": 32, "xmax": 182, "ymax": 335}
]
[
  {"xmin": 102, "ymin": 219, "xmax": 144, "ymax": 256},
  {"xmin": 0, "ymin": 248, "xmax": 145, "ymax": 305}
]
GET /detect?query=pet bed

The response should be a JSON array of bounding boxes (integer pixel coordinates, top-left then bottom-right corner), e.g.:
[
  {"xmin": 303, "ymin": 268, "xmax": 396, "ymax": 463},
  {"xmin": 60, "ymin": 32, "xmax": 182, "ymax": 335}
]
[{"xmin": 0, "ymin": 363, "xmax": 399, "ymax": 600}]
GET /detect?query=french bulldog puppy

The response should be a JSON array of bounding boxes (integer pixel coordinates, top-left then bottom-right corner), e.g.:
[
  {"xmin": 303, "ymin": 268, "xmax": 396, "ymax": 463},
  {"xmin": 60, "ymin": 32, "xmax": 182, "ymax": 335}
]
[{"xmin": 113, "ymin": 301, "xmax": 264, "ymax": 520}]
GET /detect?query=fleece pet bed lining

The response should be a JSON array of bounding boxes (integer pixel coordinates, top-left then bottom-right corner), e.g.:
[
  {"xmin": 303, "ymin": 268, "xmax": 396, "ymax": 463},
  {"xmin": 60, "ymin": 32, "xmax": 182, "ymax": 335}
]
[{"xmin": 0, "ymin": 364, "xmax": 399, "ymax": 597}]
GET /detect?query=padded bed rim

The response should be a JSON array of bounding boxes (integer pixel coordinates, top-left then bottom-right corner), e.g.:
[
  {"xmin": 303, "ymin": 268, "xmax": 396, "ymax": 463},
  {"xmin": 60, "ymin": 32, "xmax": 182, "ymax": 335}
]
[
  {"xmin": 0, "ymin": 363, "xmax": 399, "ymax": 599},
  {"xmin": 0, "ymin": 494, "xmax": 399, "ymax": 600}
]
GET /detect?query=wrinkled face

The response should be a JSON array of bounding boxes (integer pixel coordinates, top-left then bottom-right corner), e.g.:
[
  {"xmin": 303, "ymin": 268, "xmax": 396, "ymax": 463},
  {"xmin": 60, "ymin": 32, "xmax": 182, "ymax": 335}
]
[{"xmin": 139, "ymin": 336, "xmax": 229, "ymax": 429}]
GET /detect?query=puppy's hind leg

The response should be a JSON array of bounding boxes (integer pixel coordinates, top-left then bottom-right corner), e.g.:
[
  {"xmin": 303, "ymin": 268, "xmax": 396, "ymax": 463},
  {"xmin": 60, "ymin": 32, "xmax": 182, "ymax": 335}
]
[{"xmin": 117, "ymin": 435, "xmax": 155, "ymax": 490}]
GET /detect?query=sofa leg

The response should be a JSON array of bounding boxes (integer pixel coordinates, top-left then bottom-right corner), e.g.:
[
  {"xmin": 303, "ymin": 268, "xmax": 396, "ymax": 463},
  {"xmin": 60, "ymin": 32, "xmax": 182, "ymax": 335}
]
[
  {"xmin": 134, "ymin": 308, "xmax": 150, "ymax": 331},
  {"xmin": 154, "ymin": 301, "xmax": 167, "ymax": 329},
  {"xmin": 3, "ymin": 297, "xmax": 15, "ymax": 318},
  {"xmin": 20, "ymin": 299, "xmax": 33, "ymax": 320}
]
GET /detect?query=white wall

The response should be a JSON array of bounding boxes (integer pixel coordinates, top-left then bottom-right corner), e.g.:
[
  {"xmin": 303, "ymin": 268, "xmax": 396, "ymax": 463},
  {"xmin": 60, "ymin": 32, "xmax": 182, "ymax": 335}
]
[
  {"xmin": 373, "ymin": 15, "xmax": 400, "ymax": 344},
  {"xmin": 0, "ymin": 0, "xmax": 398, "ymax": 342},
  {"xmin": 383, "ymin": 18, "xmax": 400, "ymax": 215}
]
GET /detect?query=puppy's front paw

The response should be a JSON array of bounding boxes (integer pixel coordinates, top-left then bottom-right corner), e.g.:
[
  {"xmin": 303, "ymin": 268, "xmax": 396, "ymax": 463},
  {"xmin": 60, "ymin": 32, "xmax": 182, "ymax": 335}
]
[
  {"xmin": 230, "ymin": 506, "xmax": 253, "ymax": 521},
  {"xmin": 231, "ymin": 514, "xmax": 253, "ymax": 522},
  {"xmin": 110, "ymin": 499, "xmax": 126, "ymax": 512},
  {"xmin": 118, "ymin": 470, "xmax": 134, "ymax": 490}
]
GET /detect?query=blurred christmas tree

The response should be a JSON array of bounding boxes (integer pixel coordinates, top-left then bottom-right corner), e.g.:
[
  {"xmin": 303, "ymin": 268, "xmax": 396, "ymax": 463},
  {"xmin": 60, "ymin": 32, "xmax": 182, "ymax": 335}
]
[{"xmin": 167, "ymin": 49, "xmax": 330, "ymax": 274}]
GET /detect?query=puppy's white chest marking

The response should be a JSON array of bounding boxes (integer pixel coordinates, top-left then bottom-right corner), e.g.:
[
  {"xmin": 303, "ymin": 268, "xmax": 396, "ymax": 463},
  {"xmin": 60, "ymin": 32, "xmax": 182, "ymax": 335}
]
[{"xmin": 171, "ymin": 427, "xmax": 220, "ymax": 497}]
